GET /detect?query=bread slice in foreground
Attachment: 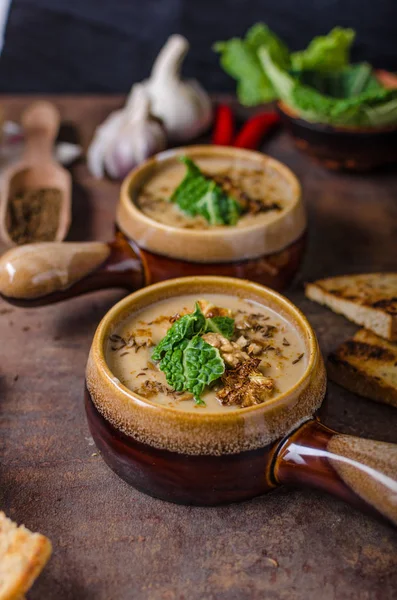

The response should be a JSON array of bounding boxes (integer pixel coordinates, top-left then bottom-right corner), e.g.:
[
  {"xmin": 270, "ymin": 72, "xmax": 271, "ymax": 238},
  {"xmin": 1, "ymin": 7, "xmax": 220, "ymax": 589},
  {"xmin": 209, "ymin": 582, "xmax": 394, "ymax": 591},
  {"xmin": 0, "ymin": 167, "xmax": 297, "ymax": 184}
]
[
  {"xmin": 305, "ymin": 273, "xmax": 397, "ymax": 341},
  {"xmin": 328, "ymin": 329, "xmax": 397, "ymax": 408},
  {"xmin": 0, "ymin": 512, "xmax": 52, "ymax": 600}
]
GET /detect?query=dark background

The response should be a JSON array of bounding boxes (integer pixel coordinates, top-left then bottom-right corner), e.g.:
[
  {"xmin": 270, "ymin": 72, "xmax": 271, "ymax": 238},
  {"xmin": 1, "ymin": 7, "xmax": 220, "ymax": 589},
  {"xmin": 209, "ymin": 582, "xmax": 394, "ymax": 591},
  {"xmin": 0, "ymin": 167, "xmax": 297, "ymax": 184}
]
[{"xmin": 0, "ymin": 0, "xmax": 396, "ymax": 94}]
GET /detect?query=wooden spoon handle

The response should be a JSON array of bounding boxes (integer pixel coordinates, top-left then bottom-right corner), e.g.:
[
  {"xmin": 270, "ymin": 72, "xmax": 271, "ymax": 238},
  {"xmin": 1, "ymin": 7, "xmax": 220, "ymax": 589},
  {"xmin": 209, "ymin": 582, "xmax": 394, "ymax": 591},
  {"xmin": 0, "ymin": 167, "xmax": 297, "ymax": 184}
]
[
  {"xmin": 0, "ymin": 233, "xmax": 147, "ymax": 306},
  {"xmin": 21, "ymin": 101, "xmax": 61, "ymax": 162},
  {"xmin": 274, "ymin": 419, "xmax": 397, "ymax": 526}
]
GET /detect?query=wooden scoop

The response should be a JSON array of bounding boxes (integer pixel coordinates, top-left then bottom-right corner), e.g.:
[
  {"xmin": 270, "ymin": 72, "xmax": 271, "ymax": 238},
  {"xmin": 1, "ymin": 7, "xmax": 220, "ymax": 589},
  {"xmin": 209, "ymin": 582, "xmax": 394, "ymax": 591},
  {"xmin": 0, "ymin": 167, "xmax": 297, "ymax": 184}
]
[{"xmin": 0, "ymin": 101, "xmax": 72, "ymax": 247}]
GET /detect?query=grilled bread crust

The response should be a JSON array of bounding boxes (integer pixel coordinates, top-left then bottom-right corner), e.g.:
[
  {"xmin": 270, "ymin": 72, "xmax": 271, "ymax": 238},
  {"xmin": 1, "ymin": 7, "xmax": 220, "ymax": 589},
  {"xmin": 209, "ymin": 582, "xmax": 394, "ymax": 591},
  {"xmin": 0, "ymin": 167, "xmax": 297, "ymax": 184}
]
[
  {"xmin": 328, "ymin": 329, "xmax": 397, "ymax": 407},
  {"xmin": 305, "ymin": 273, "xmax": 397, "ymax": 341},
  {"xmin": 0, "ymin": 512, "xmax": 52, "ymax": 600}
]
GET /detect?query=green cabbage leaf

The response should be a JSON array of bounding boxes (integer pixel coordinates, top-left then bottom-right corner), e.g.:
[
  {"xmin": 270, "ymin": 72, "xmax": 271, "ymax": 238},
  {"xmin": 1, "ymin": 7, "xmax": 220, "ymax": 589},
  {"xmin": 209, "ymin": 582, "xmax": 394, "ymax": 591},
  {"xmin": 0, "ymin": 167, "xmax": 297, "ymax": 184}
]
[
  {"xmin": 152, "ymin": 303, "xmax": 235, "ymax": 404},
  {"xmin": 170, "ymin": 157, "xmax": 242, "ymax": 226}
]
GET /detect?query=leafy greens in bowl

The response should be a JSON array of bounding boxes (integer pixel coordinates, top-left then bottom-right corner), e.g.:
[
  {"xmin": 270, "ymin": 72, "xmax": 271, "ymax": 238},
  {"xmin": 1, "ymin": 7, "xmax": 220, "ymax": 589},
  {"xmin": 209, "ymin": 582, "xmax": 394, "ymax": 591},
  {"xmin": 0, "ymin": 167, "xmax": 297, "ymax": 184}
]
[{"xmin": 215, "ymin": 25, "xmax": 397, "ymax": 129}]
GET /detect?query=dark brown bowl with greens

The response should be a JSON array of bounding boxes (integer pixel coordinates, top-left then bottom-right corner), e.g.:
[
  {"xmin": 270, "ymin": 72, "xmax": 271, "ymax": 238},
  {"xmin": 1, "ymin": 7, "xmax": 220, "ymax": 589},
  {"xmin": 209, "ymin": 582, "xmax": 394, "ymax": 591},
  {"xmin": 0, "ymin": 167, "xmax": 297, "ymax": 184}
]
[
  {"xmin": 277, "ymin": 100, "xmax": 397, "ymax": 171},
  {"xmin": 215, "ymin": 25, "xmax": 397, "ymax": 171}
]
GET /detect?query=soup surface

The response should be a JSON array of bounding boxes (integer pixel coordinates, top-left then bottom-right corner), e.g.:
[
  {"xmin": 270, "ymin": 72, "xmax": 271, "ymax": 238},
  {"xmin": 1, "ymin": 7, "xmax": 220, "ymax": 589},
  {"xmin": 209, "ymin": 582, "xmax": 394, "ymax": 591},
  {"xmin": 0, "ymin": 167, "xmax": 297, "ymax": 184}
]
[
  {"xmin": 134, "ymin": 156, "xmax": 293, "ymax": 230},
  {"xmin": 105, "ymin": 294, "xmax": 307, "ymax": 413}
]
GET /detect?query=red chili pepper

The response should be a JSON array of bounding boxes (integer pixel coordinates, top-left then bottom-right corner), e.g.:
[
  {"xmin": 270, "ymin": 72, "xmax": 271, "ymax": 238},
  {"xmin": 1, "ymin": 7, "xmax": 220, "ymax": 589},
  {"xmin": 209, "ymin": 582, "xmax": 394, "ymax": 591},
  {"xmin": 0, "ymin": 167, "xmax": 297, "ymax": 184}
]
[
  {"xmin": 233, "ymin": 112, "xmax": 280, "ymax": 150},
  {"xmin": 212, "ymin": 104, "xmax": 235, "ymax": 146}
]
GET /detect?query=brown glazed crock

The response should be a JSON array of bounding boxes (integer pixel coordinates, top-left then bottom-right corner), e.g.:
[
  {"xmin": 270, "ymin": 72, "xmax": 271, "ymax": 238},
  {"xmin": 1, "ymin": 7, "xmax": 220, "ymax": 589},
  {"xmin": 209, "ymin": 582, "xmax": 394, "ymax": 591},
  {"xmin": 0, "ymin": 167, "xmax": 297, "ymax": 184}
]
[
  {"xmin": 278, "ymin": 102, "xmax": 397, "ymax": 171},
  {"xmin": 85, "ymin": 276, "xmax": 397, "ymax": 525},
  {"xmin": 0, "ymin": 146, "xmax": 306, "ymax": 307}
]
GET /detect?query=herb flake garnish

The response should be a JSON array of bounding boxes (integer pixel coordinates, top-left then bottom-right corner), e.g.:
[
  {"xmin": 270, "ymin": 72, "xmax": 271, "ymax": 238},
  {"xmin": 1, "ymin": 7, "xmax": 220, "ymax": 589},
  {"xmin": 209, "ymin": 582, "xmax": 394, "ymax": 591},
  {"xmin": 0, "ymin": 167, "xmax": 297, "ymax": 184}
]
[{"xmin": 292, "ymin": 353, "xmax": 304, "ymax": 364}]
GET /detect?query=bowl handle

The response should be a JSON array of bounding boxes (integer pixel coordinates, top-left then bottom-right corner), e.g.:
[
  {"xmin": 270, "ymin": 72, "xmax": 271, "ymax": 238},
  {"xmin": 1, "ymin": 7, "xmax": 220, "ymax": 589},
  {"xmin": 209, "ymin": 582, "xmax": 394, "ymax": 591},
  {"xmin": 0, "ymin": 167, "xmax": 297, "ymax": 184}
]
[
  {"xmin": 0, "ymin": 232, "xmax": 147, "ymax": 306},
  {"xmin": 273, "ymin": 419, "xmax": 397, "ymax": 526}
]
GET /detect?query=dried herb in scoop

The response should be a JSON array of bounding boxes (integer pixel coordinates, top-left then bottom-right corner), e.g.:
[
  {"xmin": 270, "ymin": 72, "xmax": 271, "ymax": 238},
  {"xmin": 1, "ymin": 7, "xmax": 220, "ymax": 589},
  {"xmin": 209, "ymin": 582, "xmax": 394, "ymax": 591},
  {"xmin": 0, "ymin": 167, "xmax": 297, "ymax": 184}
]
[
  {"xmin": 170, "ymin": 157, "xmax": 242, "ymax": 226},
  {"xmin": 7, "ymin": 188, "xmax": 62, "ymax": 245},
  {"xmin": 152, "ymin": 302, "xmax": 234, "ymax": 405}
]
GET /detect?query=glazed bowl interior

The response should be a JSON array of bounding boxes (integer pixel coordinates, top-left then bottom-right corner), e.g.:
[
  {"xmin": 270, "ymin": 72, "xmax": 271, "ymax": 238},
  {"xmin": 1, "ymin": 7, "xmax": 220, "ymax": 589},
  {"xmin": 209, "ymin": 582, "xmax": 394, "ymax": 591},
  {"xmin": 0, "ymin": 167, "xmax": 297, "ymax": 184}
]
[
  {"xmin": 116, "ymin": 145, "xmax": 306, "ymax": 263},
  {"xmin": 86, "ymin": 276, "xmax": 326, "ymax": 456}
]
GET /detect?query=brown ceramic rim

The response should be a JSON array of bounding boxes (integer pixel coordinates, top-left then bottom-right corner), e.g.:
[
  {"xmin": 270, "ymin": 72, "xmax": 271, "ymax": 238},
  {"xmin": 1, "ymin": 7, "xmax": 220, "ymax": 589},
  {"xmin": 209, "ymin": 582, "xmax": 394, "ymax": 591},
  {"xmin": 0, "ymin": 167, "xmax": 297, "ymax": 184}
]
[
  {"xmin": 116, "ymin": 146, "xmax": 306, "ymax": 263},
  {"xmin": 86, "ymin": 276, "xmax": 326, "ymax": 456}
]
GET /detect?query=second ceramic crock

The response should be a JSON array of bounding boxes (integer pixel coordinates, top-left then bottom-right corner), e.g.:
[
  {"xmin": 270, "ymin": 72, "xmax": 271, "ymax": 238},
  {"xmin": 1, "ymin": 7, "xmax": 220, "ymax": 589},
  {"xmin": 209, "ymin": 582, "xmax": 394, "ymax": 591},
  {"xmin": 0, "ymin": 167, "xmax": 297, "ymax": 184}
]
[
  {"xmin": 0, "ymin": 146, "xmax": 307, "ymax": 306},
  {"xmin": 116, "ymin": 145, "xmax": 306, "ymax": 263}
]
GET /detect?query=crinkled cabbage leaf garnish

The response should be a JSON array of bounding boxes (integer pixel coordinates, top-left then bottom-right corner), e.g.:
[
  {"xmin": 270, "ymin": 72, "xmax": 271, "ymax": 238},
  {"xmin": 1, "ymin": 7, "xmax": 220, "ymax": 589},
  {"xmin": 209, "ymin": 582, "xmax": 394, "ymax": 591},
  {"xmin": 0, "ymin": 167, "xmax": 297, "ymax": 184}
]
[
  {"xmin": 152, "ymin": 302, "xmax": 234, "ymax": 405},
  {"xmin": 215, "ymin": 24, "xmax": 397, "ymax": 128},
  {"xmin": 170, "ymin": 157, "xmax": 242, "ymax": 226}
]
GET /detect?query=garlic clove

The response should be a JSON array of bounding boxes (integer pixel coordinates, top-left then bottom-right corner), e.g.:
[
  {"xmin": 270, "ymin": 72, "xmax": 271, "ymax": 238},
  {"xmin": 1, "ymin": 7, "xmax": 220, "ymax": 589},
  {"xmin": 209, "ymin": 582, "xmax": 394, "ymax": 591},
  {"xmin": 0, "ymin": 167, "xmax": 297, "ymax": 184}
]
[
  {"xmin": 87, "ymin": 109, "xmax": 125, "ymax": 178},
  {"xmin": 104, "ymin": 120, "xmax": 166, "ymax": 180},
  {"xmin": 104, "ymin": 136, "xmax": 135, "ymax": 180},
  {"xmin": 145, "ymin": 35, "xmax": 213, "ymax": 143},
  {"xmin": 150, "ymin": 34, "xmax": 189, "ymax": 83},
  {"xmin": 104, "ymin": 86, "xmax": 167, "ymax": 180},
  {"xmin": 88, "ymin": 85, "xmax": 167, "ymax": 181}
]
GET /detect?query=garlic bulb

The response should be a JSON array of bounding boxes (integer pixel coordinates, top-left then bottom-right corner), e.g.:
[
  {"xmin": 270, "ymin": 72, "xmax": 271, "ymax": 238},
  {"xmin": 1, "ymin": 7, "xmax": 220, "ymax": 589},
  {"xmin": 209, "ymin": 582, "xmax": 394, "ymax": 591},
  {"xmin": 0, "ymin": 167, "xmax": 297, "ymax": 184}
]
[
  {"xmin": 88, "ymin": 85, "xmax": 166, "ymax": 180},
  {"xmin": 87, "ymin": 34, "xmax": 212, "ymax": 179},
  {"xmin": 143, "ymin": 35, "xmax": 213, "ymax": 143}
]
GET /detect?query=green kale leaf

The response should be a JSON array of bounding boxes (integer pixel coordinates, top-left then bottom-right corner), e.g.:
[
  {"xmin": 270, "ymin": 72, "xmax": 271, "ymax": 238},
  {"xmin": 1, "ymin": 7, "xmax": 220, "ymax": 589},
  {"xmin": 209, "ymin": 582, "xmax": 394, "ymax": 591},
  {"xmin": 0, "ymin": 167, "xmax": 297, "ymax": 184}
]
[
  {"xmin": 259, "ymin": 47, "xmax": 397, "ymax": 127},
  {"xmin": 151, "ymin": 302, "xmax": 205, "ymax": 361},
  {"xmin": 157, "ymin": 334, "xmax": 225, "ymax": 404},
  {"xmin": 292, "ymin": 63, "xmax": 383, "ymax": 99},
  {"xmin": 157, "ymin": 338, "xmax": 189, "ymax": 392},
  {"xmin": 183, "ymin": 336, "xmax": 225, "ymax": 403},
  {"xmin": 205, "ymin": 316, "xmax": 235, "ymax": 339},
  {"xmin": 290, "ymin": 27, "xmax": 355, "ymax": 72},
  {"xmin": 215, "ymin": 22, "xmax": 397, "ymax": 127},
  {"xmin": 152, "ymin": 303, "xmax": 236, "ymax": 404},
  {"xmin": 214, "ymin": 24, "xmax": 354, "ymax": 106},
  {"xmin": 170, "ymin": 157, "xmax": 242, "ymax": 226},
  {"xmin": 214, "ymin": 23, "xmax": 289, "ymax": 105}
]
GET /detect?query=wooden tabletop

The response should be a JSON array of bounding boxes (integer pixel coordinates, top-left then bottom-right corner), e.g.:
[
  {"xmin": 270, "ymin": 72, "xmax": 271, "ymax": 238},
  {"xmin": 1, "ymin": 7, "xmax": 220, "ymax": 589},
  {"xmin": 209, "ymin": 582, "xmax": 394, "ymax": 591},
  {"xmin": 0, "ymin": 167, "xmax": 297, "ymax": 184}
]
[{"xmin": 1, "ymin": 96, "xmax": 396, "ymax": 600}]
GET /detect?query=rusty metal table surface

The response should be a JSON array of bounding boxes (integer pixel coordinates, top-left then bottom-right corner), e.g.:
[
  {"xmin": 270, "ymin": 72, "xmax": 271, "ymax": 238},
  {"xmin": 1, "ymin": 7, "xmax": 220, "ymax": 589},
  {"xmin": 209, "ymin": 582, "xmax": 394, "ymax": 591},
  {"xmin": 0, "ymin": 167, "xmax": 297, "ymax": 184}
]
[{"xmin": 0, "ymin": 96, "xmax": 396, "ymax": 600}]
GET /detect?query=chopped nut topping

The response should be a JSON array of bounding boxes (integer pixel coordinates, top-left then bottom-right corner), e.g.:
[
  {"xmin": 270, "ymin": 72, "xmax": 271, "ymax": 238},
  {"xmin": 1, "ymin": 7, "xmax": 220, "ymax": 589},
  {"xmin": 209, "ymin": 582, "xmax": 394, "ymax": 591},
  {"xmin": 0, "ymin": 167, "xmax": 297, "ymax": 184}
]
[
  {"xmin": 198, "ymin": 300, "xmax": 232, "ymax": 318},
  {"xmin": 217, "ymin": 358, "xmax": 275, "ymax": 408},
  {"xmin": 201, "ymin": 332, "xmax": 226, "ymax": 348},
  {"xmin": 247, "ymin": 342, "xmax": 262, "ymax": 355},
  {"xmin": 202, "ymin": 332, "xmax": 250, "ymax": 368},
  {"xmin": 235, "ymin": 335, "xmax": 249, "ymax": 349}
]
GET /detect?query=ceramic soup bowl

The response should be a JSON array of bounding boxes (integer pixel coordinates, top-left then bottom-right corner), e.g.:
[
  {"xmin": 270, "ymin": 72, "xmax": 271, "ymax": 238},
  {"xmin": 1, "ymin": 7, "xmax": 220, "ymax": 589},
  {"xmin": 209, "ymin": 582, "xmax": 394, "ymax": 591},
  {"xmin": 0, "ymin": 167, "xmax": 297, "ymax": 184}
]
[
  {"xmin": 0, "ymin": 146, "xmax": 306, "ymax": 307},
  {"xmin": 85, "ymin": 276, "xmax": 397, "ymax": 524},
  {"xmin": 278, "ymin": 101, "xmax": 397, "ymax": 171}
]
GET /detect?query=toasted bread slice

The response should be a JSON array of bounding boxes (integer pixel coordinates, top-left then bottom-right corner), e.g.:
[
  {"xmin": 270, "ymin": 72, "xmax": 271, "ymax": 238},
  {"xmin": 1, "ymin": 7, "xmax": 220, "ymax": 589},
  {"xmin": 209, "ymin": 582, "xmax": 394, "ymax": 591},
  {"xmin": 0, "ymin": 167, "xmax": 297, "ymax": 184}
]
[
  {"xmin": 328, "ymin": 329, "xmax": 397, "ymax": 407},
  {"xmin": 0, "ymin": 512, "xmax": 52, "ymax": 600},
  {"xmin": 305, "ymin": 273, "xmax": 397, "ymax": 341}
]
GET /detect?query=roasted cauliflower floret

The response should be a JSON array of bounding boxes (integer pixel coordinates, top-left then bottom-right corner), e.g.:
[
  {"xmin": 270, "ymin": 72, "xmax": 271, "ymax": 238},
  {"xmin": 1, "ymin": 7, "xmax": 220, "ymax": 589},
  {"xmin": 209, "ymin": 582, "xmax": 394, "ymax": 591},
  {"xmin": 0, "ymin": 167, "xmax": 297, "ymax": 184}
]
[{"xmin": 217, "ymin": 358, "xmax": 275, "ymax": 408}]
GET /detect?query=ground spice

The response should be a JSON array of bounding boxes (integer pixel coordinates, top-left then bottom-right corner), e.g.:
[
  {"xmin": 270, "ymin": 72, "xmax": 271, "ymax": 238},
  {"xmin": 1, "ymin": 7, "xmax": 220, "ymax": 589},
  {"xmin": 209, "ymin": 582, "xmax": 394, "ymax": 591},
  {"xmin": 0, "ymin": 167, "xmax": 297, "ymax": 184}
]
[{"xmin": 7, "ymin": 188, "xmax": 62, "ymax": 244}]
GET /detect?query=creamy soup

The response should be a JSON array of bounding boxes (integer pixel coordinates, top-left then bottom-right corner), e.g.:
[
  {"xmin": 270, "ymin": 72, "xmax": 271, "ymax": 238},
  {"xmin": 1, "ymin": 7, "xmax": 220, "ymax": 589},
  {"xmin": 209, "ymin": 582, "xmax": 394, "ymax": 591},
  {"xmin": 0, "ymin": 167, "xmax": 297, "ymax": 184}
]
[
  {"xmin": 105, "ymin": 294, "xmax": 307, "ymax": 413},
  {"xmin": 135, "ymin": 157, "xmax": 293, "ymax": 230}
]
